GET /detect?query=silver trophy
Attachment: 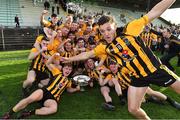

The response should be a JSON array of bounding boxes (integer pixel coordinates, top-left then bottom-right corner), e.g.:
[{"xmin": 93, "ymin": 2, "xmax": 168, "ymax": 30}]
[{"xmin": 73, "ymin": 75, "xmax": 90, "ymax": 91}]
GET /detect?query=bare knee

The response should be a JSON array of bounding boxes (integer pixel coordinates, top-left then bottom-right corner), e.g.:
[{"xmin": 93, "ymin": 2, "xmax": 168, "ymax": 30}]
[
  {"xmin": 44, "ymin": 100, "xmax": 58, "ymax": 114},
  {"xmin": 23, "ymin": 79, "xmax": 34, "ymax": 87},
  {"xmin": 50, "ymin": 105, "xmax": 58, "ymax": 114},
  {"xmin": 100, "ymin": 86, "xmax": 110, "ymax": 95},
  {"xmin": 128, "ymin": 106, "xmax": 139, "ymax": 115}
]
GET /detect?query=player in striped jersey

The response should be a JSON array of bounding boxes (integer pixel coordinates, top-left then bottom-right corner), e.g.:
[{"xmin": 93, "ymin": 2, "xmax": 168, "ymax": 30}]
[
  {"xmin": 108, "ymin": 59, "xmax": 180, "ymax": 109},
  {"xmin": 22, "ymin": 37, "xmax": 50, "ymax": 97},
  {"xmin": 2, "ymin": 55, "xmax": 80, "ymax": 119},
  {"xmin": 61, "ymin": 0, "xmax": 179, "ymax": 119}
]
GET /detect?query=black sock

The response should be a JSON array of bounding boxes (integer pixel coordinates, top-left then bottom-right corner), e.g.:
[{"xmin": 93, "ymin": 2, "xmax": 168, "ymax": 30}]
[
  {"xmin": 9, "ymin": 108, "xmax": 15, "ymax": 115},
  {"xmin": 107, "ymin": 102, "xmax": 113, "ymax": 105},
  {"xmin": 166, "ymin": 96, "xmax": 175, "ymax": 105},
  {"xmin": 119, "ymin": 95, "xmax": 123, "ymax": 100},
  {"xmin": 119, "ymin": 95, "xmax": 126, "ymax": 105},
  {"xmin": 30, "ymin": 110, "xmax": 36, "ymax": 115}
]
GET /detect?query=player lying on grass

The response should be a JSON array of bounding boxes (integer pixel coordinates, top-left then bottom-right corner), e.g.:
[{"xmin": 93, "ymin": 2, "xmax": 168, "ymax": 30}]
[{"xmin": 2, "ymin": 55, "xmax": 80, "ymax": 119}]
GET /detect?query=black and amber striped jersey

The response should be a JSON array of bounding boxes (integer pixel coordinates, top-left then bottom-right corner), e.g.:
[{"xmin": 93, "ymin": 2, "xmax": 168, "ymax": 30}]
[
  {"xmin": 115, "ymin": 67, "xmax": 131, "ymax": 90},
  {"xmin": 46, "ymin": 73, "xmax": 72, "ymax": 102},
  {"xmin": 30, "ymin": 48, "xmax": 52, "ymax": 72},
  {"xmin": 106, "ymin": 66, "xmax": 131, "ymax": 90},
  {"xmin": 94, "ymin": 15, "xmax": 161, "ymax": 79},
  {"xmin": 87, "ymin": 69, "xmax": 99, "ymax": 80},
  {"xmin": 42, "ymin": 20, "xmax": 58, "ymax": 30},
  {"xmin": 60, "ymin": 51, "xmax": 74, "ymax": 58},
  {"xmin": 141, "ymin": 32, "xmax": 152, "ymax": 48}
]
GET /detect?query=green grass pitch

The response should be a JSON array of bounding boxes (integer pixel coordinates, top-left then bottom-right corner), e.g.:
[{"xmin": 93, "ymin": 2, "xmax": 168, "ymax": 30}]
[{"xmin": 0, "ymin": 50, "xmax": 179, "ymax": 119}]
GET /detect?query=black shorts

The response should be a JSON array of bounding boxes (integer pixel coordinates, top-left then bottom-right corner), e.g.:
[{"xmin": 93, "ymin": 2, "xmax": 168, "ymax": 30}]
[
  {"xmin": 35, "ymin": 70, "xmax": 49, "ymax": 81},
  {"xmin": 28, "ymin": 68, "xmax": 49, "ymax": 82},
  {"xmin": 122, "ymin": 89, "xmax": 128, "ymax": 98},
  {"xmin": 38, "ymin": 88, "xmax": 56, "ymax": 106},
  {"xmin": 131, "ymin": 65, "xmax": 179, "ymax": 87}
]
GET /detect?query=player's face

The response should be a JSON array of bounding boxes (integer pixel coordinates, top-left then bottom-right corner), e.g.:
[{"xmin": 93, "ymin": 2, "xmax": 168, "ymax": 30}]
[
  {"xmin": 64, "ymin": 42, "xmax": 72, "ymax": 52},
  {"xmin": 66, "ymin": 16, "xmax": 73, "ymax": 23},
  {"xmin": 57, "ymin": 30, "xmax": 62, "ymax": 38},
  {"xmin": 51, "ymin": 17, "xmax": 58, "ymax": 24},
  {"xmin": 71, "ymin": 23, "xmax": 78, "ymax": 31},
  {"xmin": 86, "ymin": 59, "xmax": 95, "ymax": 69},
  {"xmin": 109, "ymin": 64, "xmax": 118, "ymax": 73},
  {"xmin": 162, "ymin": 29, "xmax": 170, "ymax": 38},
  {"xmin": 86, "ymin": 26, "xmax": 92, "ymax": 32},
  {"xmin": 63, "ymin": 65, "xmax": 72, "ymax": 77},
  {"xmin": 62, "ymin": 27, "xmax": 70, "ymax": 37},
  {"xmin": 79, "ymin": 19, "xmax": 84, "ymax": 26},
  {"xmin": 77, "ymin": 40, "xmax": 85, "ymax": 48},
  {"xmin": 41, "ymin": 40, "xmax": 49, "ymax": 47},
  {"xmin": 68, "ymin": 33, "xmax": 76, "ymax": 40},
  {"xmin": 99, "ymin": 22, "xmax": 116, "ymax": 43}
]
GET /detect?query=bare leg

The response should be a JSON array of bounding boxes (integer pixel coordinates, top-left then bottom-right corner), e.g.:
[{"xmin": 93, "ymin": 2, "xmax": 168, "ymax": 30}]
[
  {"xmin": 38, "ymin": 78, "xmax": 50, "ymax": 88},
  {"xmin": 100, "ymin": 86, "xmax": 112, "ymax": 102},
  {"xmin": 13, "ymin": 89, "xmax": 43, "ymax": 112},
  {"xmin": 112, "ymin": 79, "xmax": 122, "ymax": 96},
  {"xmin": 128, "ymin": 86, "xmax": 150, "ymax": 120},
  {"xmin": 23, "ymin": 70, "xmax": 36, "ymax": 88},
  {"xmin": 146, "ymin": 87, "xmax": 167, "ymax": 100},
  {"xmin": 170, "ymin": 80, "xmax": 180, "ymax": 94},
  {"xmin": 35, "ymin": 99, "xmax": 57, "ymax": 115}
]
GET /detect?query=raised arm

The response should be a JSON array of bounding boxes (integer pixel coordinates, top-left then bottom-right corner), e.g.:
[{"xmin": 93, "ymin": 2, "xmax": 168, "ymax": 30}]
[
  {"xmin": 62, "ymin": 50, "xmax": 96, "ymax": 63},
  {"xmin": 146, "ymin": 0, "xmax": 176, "ymax": 22},
  {"xmin": 28, "ymin": 47, "xmax": 47, "ymax": 60},
  {"xmin": 40, "ymin": 10, "xmax": 48, "ymax": 24}
]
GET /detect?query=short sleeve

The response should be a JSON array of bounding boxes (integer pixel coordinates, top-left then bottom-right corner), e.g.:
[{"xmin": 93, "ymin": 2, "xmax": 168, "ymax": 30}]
[
  {"xmin": 94, "ymin": 43, "xmax": 107, "ymax": 57},
  {"xmin": 105, "ymin": 74, "xmax": 112, "ymax": 81},
  {"xmin": 31, "ymin": 48, "xmax": 38, "ymax": 53},
  {"xmin": 35, "ymin": 35, "xmax": 44, "ymax": 43},
  {"xmin": 43, "ymin": 20, "xmax": 52, "ymax": 27},
  {"xmin": 50, "ymin": 64, "xmax": 61, "ymax": 76},
  {"xmin": 125, "ymin": 15, "xmax": 149, "ymax": 37},
  {"xmin": 66, "ymin": 80, "xmax": 72, "ymax": 88}
]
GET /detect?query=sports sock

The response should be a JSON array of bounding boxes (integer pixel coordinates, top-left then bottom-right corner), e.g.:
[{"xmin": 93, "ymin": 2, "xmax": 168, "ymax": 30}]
[
  {"xmin": 107, "ymin": 102, "xmax": 113, "ymax": 105},
  {"xmin": 166, "ymin": 96, "xmax": 175, "ymax": 105}
]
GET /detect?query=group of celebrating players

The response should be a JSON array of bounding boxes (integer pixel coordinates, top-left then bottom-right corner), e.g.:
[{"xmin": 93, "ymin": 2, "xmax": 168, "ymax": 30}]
[{"xmin": 2, "ymin": 0, "xmax": 180, "ymax": 119}]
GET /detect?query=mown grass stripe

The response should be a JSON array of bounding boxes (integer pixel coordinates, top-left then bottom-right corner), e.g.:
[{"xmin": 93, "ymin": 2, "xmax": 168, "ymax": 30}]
[{"xmin": 0, "ymin": 71, "xmax": 26, "ymax": 81}]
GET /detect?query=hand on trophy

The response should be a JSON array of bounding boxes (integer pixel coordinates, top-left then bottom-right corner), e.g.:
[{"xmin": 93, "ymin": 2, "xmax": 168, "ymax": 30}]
[{"xmin": 76, "ymin": 85, "xmax": 81, "ymax": 91}]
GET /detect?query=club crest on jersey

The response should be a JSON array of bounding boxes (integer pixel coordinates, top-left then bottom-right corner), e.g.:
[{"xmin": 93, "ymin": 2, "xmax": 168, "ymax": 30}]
[
  {"xmin": 123, "ymin": 38, "xmax": 130, "ymax": 46},
  {"xmin": 57, "ymin": 83, "xmax": 65, "ymax": 89},
  {"xmin": 122, "ymin": 50, "xmax": 129, "ymax": 58}
]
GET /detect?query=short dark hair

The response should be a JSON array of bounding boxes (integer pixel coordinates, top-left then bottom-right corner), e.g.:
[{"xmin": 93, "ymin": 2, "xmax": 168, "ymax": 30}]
[
  {"xmin": 41, "ymin": 36, "xmax": 49, "ymax": 41},
  {"xmin": 97, "ymin": 15, "xmax": 115, "ymax": 26},
  {"xmin": 51, "ymin": 14, "xmax": 57, "ymax": 18},
  {"xmin": 77, "ymin": 37, "xmax": 85, "ymax": 42},
  {"xmin": 108, "ymin": 58, "xmax": 117, "ymax": 65},
  {"xmin": 166, "ymin": 28, "xmax": 171, "ymax": 33}
]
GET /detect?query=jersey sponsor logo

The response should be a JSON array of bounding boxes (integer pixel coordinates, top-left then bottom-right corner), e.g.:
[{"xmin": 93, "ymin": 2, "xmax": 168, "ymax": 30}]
[
  {"xmin": 164, "ymin": 79, "xmax": 173, "ymax": 85},
  {"xmin": 116, "ymin": 43, "xmax": 123, "ymax": 51}
]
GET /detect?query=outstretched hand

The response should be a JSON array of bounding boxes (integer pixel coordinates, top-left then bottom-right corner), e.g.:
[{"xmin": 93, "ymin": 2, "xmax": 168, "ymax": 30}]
[{"xmin": 60, "ymin": 57, "xmax": 71, "ymax": 63}]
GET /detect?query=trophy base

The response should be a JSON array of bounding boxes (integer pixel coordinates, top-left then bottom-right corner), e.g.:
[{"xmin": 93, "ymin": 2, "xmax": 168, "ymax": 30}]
[{"xmin": 80, "ymin": 86, "xmax": 85, "ymax": 92}]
